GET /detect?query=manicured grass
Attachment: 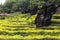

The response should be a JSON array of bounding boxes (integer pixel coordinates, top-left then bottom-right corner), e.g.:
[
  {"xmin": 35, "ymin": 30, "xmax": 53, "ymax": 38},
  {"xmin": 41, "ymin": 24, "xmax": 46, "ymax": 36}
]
[{"xmin": 0, "ymin": 12, "xmax": 60, "ymax": 39}]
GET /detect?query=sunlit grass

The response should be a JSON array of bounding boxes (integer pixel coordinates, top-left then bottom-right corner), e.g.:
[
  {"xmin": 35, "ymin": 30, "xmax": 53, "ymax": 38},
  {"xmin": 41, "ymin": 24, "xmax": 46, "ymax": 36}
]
[{"xmin": 0, "ymin": 12, "xmax": 60, "ymax": 39}]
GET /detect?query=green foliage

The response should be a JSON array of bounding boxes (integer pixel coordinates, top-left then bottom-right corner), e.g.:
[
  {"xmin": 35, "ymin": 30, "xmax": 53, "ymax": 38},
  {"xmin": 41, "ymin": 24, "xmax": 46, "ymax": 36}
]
[{"xmin": 0, "ymin": 0, "xmax": 60, "ymax": 13}]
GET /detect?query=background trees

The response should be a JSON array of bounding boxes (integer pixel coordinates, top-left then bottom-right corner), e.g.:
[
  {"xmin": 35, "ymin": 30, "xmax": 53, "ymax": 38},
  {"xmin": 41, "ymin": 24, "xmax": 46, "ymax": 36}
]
[{"xmin": 0, "ymin": 0, "xmax": 60, "ymax": 14}]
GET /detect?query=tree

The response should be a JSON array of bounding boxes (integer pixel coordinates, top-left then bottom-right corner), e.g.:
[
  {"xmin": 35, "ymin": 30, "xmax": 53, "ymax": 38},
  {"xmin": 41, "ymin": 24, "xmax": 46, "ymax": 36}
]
[{"xmin": 35, "ymin": 0, "xmax": 59, "ymax": 28}]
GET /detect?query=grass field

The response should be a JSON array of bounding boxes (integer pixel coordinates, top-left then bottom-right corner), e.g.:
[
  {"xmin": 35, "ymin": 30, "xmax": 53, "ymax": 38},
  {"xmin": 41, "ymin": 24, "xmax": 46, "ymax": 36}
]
[{"xmin": 0, "ymin": 12, "xmax": 60, "ymax": 40}]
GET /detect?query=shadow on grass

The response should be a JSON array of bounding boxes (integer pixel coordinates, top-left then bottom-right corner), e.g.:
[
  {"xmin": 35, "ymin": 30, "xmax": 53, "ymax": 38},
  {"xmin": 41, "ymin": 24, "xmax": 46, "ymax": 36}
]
[
  {"xmin": 35, "ymin": 21, "xmax": 60, "ymax": 29},
  {"xmin": 53, "ymin": 16, "xmax": 60, "ymax": 19},
  {"xmin": 0, "ymin": 38, "xmax": 60, "ymax": 40},
  {"xmin": 33, "ymin": 38, "xmax": 60, "ymax": 40},
  {"xmin": 51, "ymin": 21, "xmax": 60, "ymax": 26}
]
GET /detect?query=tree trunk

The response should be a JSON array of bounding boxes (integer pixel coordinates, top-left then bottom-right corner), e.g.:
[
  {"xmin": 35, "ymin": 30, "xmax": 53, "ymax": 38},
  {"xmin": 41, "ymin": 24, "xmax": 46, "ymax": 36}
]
[{"xmin": 35, "ymin": 1, "xmax": 57, "ymax": 28}]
